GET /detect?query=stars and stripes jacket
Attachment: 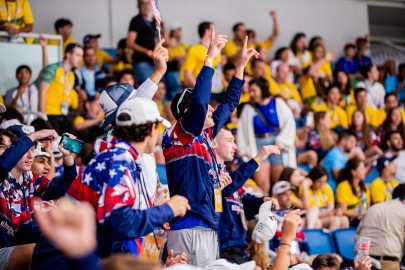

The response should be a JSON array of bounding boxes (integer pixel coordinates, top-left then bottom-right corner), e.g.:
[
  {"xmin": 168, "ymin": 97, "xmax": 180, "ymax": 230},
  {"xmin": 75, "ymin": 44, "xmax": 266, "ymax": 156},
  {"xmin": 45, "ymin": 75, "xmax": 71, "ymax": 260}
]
[
  {"xmin": 162, "ymin": 66, "xmax": 244, "ymax": 230},
  {"xmin": 67, "ymin": 135, "xmax": 174, "ymax": 257}
]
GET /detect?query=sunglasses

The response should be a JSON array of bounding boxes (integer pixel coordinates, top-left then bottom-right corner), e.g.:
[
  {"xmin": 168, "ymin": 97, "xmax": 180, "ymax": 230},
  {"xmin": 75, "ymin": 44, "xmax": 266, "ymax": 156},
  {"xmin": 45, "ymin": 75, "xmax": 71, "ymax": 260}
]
[{"xmin": 176, "ymin": 88, "xmax": 193, "ymax": 115}]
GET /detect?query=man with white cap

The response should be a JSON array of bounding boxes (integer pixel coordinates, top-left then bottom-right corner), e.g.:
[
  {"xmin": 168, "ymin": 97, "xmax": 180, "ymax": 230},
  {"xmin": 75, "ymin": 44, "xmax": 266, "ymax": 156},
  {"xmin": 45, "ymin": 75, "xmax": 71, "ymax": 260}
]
[{"xmin": 66, "ymin": 97, "xmax": 190, "ymax": 259}]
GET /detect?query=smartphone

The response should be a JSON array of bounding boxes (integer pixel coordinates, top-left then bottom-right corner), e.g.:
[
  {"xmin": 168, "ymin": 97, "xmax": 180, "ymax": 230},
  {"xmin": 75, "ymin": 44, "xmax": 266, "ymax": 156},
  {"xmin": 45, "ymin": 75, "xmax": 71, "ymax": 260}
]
[
  {"xmin": 60, "ymin": 135, "xmax": 83, "ymax": 154},
  {"xmin": 306, "ymin": 111, "xmax": 314, "ymax": 127}
]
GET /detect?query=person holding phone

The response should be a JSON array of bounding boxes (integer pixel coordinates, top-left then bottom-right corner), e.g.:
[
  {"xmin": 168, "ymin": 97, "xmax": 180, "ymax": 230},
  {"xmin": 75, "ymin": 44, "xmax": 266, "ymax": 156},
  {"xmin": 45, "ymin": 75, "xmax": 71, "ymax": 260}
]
[{"xmin": 0, "ymin": 123, "xmax": 77, "ymax": 270}]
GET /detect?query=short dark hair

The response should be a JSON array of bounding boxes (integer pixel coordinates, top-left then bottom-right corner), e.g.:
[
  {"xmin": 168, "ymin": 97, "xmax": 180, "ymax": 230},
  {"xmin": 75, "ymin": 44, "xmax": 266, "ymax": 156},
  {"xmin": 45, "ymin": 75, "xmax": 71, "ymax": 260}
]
[
  {"xmin": 249, "ymin": 77, "xmax": 270, "ymax": 99},
  {"xmin": 393, "ymin": 184, "xmax": 405, "ymax": 201},
  {"xmin": 354, "ymin": 87, "xmax": 367, "ymax": 99},
  {"xmin": 117, "ymin": 69, "xmax": 135, "ymax": 82},
  {"xmin": 312, "ymin": 254, "xmax": 340, "ymax": 270},
  {"xmin": 232, "ymin": 22, "xmax": 244, "ymax": 32},
  {"xmin": 171, "ymin": 88, "xmax": 193, "ymax": 120},
  {"xmin": 251, "ymin": 58, "xmax": 265, "ymax": 70},
  {"xmin": 384, "ymin": 92, "xmax": 398, "ymax": 103},
  {"xmin": 223, "ymin": 62, "xmax": 236, "ymax": 73},
  {"xmin": 16, "ymin": 65, "xmax": 32, "ymax": 76},
  {"xmin": 113, "ymin": 114, "xmax": 156, "ymax": 142},
  {"xmin": 198, "ymin": 21, "xmax": 212, "ymax": 38},
  {"xmin": 54, "ymin": 18, "xmax": 73, "ymax": 32},
  {"xmin": 338, "ymin": 129, "xmax": 356, "ymax": 142},
  {"xmin": 360, "ymin": 64, "xmax": 374, "ymax": 78},
  {"xmin": 0, "ymin": 129, "xmax": 17, "ymax": 144},
  {"xmin": 384, "ymin": 130, "xmax": 402, "ymax": 143},
  {"xmin": 308, "ymin": 166, "xmax": 328, "ymax": 182},
  {"xmin": 65, "ymin": 43, "xmax": 83, "ymax": 58},
  {"xmin": 398, "ymin": 63, "xmax": 405, "ymax": 73},
  {"xmin": 31, "ymin": 118, "xmax": 52, "ymax": 131},
  {"xmin": 0, "ymin": 107, "xmax": 24, "ymax": 124},
  {"xmin": 274, "ymin": 47, "xmax": 288, "ymax": 60}
]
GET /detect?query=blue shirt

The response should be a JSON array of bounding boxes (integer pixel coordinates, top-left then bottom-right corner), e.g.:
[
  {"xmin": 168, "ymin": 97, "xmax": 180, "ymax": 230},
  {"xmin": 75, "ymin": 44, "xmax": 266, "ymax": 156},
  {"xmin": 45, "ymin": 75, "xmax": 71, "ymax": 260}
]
[
  {"xmin": 253, "ymin": 98, "xmax": 280, "ymax": 135},
  {"xmin": 336, "ymin": 57, "xmax": 360, "ymax": 75},
  {"xmin": 321, "ymin": 146, "xmax": 348, "ymax": 191}
]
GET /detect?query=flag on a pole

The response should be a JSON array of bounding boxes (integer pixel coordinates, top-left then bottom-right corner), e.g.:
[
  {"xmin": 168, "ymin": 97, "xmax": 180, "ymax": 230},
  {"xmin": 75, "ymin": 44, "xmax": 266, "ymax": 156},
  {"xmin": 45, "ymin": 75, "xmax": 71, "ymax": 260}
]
[{"xmin": 150, "ymin": 0, "xmax": 161, "ymax": 28}]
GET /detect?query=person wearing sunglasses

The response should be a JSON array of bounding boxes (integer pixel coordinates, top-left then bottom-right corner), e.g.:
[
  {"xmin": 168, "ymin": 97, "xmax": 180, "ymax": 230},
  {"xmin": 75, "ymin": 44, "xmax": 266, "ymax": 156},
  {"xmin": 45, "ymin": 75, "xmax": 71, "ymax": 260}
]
[{"xmin": 162, "ymin": 27, "xmax": 259, "ymax": 266}]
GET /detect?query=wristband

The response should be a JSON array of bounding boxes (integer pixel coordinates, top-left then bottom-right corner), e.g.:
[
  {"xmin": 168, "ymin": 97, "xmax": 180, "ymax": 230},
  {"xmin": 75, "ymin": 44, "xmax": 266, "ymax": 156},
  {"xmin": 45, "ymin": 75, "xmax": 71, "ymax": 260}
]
[{"xmin": 253, "ymin": 156, "xmax": 260, "ymax": 165}]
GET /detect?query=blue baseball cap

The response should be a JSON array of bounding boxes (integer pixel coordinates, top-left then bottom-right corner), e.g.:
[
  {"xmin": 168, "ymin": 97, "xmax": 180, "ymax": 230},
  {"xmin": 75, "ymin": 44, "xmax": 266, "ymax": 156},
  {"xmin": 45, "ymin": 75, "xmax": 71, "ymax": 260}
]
[
  {"xmin": 0, "ymin": 119, "xmax": 35, "ymax": 138},
  {"xmin": 99, "ymin": 83, "xmax": 136, "ymax": 129},
  {"xmin": 376, "ymin": 156, "xmax": 397, "ymax": 173}
]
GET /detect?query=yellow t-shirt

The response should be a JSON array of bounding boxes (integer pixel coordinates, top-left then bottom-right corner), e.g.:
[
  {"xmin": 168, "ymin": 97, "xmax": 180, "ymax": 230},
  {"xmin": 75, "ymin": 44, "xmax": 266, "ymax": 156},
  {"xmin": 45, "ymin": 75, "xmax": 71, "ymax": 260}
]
[
  {"xmin": 180, "ymin": 44, "xmax": 222, "ymax": 93},
  {"xmin": 297, "ymin": 50, "xmax": 312, "ymax": 69},
  {"xmin": 168, "ymin": 43, "xmax": 188, "ymax": 62},
  {"xmin": 317, "ymin": 61, "xmax": 332, "ymax": 79},
  {"xmin": 112, "ymin": 60, "xmax": 133, "ymax": 75},
  {"xmin": 312, "ymin": 100, "xmax": 348, "ymax": 129},
  {"xmin": 299, "ymin": 75, "xmax": 317, "ymax": 102},
  {"xmin": 336, "ymin": 180, "xmax": 370, "ymax": 213},
  {"xmin": 278, "ymin": 82, "xmax": 302, "ymax": 104},
  {"xmin": 346, "ymin": 105, "xmax": 379, "ymax": 127},
  {"xmin": 0, "ymin": 95, "xmax": 4, "ymax": 105},
  {"xmin": 73, "ymin": 115, "xmax": 85, "ymax": 126},
  {"xmin": 0, "ymin": 0, "xmax": 34, "ymax": 30},
  {"xmin": 376, "ymin": 107, "xmax": 405, "ymax": 126},
  {"xmin": 40, "ymin": 62, "xmax": 78, "ymax": 115},
  {"xmin": 96, "ymin": 49, "xmax": 113, "ymax": 68},
  {"xmin": 370, "ymin": 177, "xmax": 399, "ymax": 204},
  {"xmin": 299, "ymin": 184, "xmax": 334, "ymax": 208},
  {"xmin": 49, "ymin": 36, "xmax": 75, "ymax": 56},
  {"xmin": 340, "ymin": 90, "xmax": 355, "ymax": 108},
  {"xmin": 155, "ymin": 100, "xmax": 165, "ymax": 134},
  {"xmin": 239, "ymin": 92, "xmax": 250, "ymax": 104}
]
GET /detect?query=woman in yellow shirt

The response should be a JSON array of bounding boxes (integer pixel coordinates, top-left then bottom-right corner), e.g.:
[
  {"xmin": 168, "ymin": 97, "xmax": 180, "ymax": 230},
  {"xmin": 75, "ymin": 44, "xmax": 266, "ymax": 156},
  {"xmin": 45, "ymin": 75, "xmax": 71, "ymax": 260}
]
[
  {"xmin": 335, "ymin": 71, "xmax": 355, "ymax": 108},
  {"xmin": 303, "ymin": 166, "xmax": 349, "ymax": 230},
  {"xmin": 336, "ymin": 158, "xmax": 370, "ymax": 226}
]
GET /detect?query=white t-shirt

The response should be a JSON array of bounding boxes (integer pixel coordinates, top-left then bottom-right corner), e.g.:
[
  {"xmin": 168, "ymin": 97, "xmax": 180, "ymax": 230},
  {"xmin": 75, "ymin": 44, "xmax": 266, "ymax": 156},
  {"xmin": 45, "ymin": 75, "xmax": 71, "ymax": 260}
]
[
  {"xmin": 6, "ymin": 84, "xmax": 39, "ymax": 113},
  {"xmin": 270, "ymin": 60, "xmax": 294, "ymax": 83},
  {"xmin": 356, "ymin": 80, "xmax": 386, "ymax": 109},
  {"xmin": 394, "ymin": 150, "xmax": 405, "ymax": 184}
]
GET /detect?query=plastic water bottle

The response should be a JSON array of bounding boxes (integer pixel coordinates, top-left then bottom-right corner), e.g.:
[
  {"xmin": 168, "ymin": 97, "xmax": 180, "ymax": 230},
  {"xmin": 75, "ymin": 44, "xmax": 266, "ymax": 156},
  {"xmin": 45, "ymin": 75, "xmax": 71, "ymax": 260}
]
[{"xmin": 357, "ymin": 236, "xmax": 371, "ymax": 262}]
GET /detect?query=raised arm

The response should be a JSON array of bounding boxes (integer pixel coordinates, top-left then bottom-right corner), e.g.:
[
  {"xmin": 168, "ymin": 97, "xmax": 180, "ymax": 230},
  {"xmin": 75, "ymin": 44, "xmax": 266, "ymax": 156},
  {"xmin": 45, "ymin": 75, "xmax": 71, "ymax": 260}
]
[
  {"xmin": 267, "ymin": 11, "xmax": 279, "ymax": 44},
  {"xmin": 212, "ymin": 36, "xmax": 259, "ymax": 137},
  {"xmin": 181, "ymin": 26, "xmax": 227, "ymax": 137}
]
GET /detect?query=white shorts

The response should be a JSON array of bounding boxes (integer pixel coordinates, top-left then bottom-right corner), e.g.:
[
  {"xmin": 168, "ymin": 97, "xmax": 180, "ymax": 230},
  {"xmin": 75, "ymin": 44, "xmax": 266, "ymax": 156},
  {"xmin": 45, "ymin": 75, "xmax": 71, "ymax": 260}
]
[{"xmin": 0, "ymin": 246, "xmax": 15, "ymax": 270}]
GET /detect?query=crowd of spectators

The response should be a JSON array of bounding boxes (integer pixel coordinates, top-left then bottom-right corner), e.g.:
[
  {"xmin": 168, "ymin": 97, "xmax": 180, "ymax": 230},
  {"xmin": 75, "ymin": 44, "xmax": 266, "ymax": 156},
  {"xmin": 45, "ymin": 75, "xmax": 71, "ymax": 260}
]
[{"xmin": 1, "ymin": 0, "xmax": 405, "ymax": 269}]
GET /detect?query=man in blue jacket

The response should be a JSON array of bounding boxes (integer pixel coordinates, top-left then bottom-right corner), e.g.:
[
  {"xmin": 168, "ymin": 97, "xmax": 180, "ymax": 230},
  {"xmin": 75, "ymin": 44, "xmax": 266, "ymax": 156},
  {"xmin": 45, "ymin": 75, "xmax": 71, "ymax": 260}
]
[
  {"xmin": 212, "ymin": 127, "xmax": 280, "ymax": 264},
  {"xmin": 162, "ymin": 28, "xmax": 259, "ymax": 266}
]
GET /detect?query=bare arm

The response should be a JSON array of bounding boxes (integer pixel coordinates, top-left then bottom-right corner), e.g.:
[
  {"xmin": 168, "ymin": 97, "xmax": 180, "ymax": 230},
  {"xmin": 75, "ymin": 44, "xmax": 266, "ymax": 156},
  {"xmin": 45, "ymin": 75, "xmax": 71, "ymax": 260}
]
[
  {"xmin": 183, "ymin": 70, "xmax": 196, "ymax": 87},
  {"xmin": 339, "ymin": 202, "xmax": 364, "ymax": 218},
  {"xmin": 331, "ymin": 168, "xmax": 341, "ymax": 181},
  {"xmin": 39, "ymin": 82, "xmax": 49, "ymax": 114},
  {"xmin": 127, "ymin": 31, "xmax": 152, "ymax": 56},
  {"xmin": 267, "ymin": 11, "xmax": 280, "ymax": 43},
  {"xmin": 74, "ymin": 117, "xmax": 103, "ymax": 131}
]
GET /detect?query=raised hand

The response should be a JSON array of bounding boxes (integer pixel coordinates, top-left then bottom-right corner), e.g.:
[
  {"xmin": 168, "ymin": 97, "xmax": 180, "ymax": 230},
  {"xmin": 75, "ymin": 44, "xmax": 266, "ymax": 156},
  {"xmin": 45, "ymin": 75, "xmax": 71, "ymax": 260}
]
[
  {"xmin": 280, "ymin": 209, "xmax": 302, "ymax": 244},
  {"xmin": 255, "ymin": 145, "xmax": 281, "ymax": 163},
  {"xmin": 39, "ymin": 35, "xmax": 48, "ymax": 48},
  {"xmin": 152, "ymin": 39, "xmax": 169, "ymax": 75},
  {"xmin": 28, "ymin": 129, "xmax": 58, "ymax": 142},
  {"xmin": 270, "ymin": 10, "xmax": 277, "ymax": 18},
  {"xmin": 206, "ymin": 26, "xmax": 228, "ymax": 59},
  {"xmin": 238, "ymin": 36, "xmax": 260, "ymax": 69}
]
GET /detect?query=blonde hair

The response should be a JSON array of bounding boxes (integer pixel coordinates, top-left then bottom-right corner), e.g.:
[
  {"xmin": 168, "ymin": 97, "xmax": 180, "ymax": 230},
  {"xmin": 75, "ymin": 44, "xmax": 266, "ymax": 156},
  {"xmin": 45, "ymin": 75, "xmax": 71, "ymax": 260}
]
[
  {"xmin": 246, "ymin": 220, "xmax": 269, "ymax": 269},
  {"xmin": 314, "ymin": 111, "xmax": 336, "ymax": 150}
]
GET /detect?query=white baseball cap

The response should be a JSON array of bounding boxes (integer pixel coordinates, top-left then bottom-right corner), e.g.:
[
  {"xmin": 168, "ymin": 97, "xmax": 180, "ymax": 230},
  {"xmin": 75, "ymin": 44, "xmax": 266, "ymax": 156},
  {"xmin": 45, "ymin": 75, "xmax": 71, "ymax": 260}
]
[
  {"xmin": 205, "ymin": 259, "xmax": 256, "ymax": 270},
  {"xmin": 272, "ymin": 181, "xmax": 293, "ymax": 196},
  {"xmin": 289, "ymin": 264, "xmax": 313, "ymax": 270},
  {"xmin": 252, "ymin": 200, "xmax": 277, "ymax": 243},
  {"xmin": 0, "ymin": 103, "xmax": 5, "ymax": 113},
  {"xmin": 116, "ymin": 97, "xmax": 171, "ymax": 128},
  {"xmin": 34, "ymin": 143, "xmax": 51, "ymax": 158}
]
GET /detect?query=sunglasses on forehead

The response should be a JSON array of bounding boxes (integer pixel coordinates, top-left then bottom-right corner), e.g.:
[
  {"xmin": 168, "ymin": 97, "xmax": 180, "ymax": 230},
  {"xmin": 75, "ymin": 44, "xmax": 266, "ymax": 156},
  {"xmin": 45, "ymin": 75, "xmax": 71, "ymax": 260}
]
[{"xmin": 176, "ymin": 88, "xmax": 193, "ymax": 115}]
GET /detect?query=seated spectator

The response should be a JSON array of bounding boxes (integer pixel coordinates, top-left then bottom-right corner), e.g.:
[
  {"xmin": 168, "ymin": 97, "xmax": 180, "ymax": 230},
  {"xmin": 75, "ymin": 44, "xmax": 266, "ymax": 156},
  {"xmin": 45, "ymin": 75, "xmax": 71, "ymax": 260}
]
[
  {"xmin": 72, "ymin": 95, "xmax": 104, "ymax": 143},
  {"xmin": 336, "ymin": 158, "xmax": 370, "ymax": 226},
  {"xmin": 49, "ymin": 18, "xmax": 74, "ymax": 54},
  {"xmin": 75, "ymin": 46, "xmax": 106, "ymax": 98},
  {"xmin": 346, "ymin": 87, "xmax": 379, "ymax": 128},
  {"xmin": 350, "ymin": 110, "xmax": 382, "ymax": 161},
  {"xmin": 335, "ymin": 70, "xmax": 355, "ymax": 108},
  {"xmin": 5, "ymin": 65, "xmax": 39, "ymax": 114},
  {"xmin": 312, "ymin": 254, "xmax": 340, "ymax": 270},
  {"xmin": 322, "ymin": 130, "xmax": 364, "ymax": 191},
  {"xmin": 370, "ymin": 156, "xmax": 399, "ymax": 204},
  {"xmin": 250, "ymin": 58, "xmax": 280, "ymax": 96},
  {"xmin": 275, "ymin": 63, "xmax": 303, "ymax": 119},
  {"xmin": 335, "ymin": 43, "xmax": 360, "ymax": 79},
  {"xmin": 355, "ymin": 36, "xmax": 372, "ymax": 70},
  {"xmin": 288, "ymin": 33, "xmax": 311, "ymax": 75},
  {"xmin": 238, "ymin": 77, "xmax": 296, "ymax": 194},
  {"xmin": 0, "ymin": 0, "xmax": 34, "ymax": 37},
  {"xmin": 297, "ymin": 111, "xmax": 336, "ymax": 161},
  {"xmin": 152, "ymin": 81, "xmax": 167, "ymax": 135},
  {"xmin": 117, "ymin": 69, "xmax": 136, "ymax": 86},
  {"xmin": 377, "ymin": 93, "xmax": 405, "ymax": 126},
  {"xmin": 280, "ymin": 167, "xmax": 312, "ymax": 209},
  {"xmin": 310, "ymin": 43, "xmax": 333, "ymax": 86},
  {"xmin": 112, "ymin": 39, "xmax": 134, "ymax": 76},
  {"xmin": 379, "ymin": 108, "xmax": 405, "ymax": 147},
  {"xmin": 312, "ymin": 85, "xmax": 349, "ymax": 131},
  {"xmin": 303, "ymin": 166, "xmax": 349, "ymax": 230},
  {"xmin": 271, "ymin": 47, "xmax": 294, "ymax": 83},
  {"xmin": 83, "ymin": 34, "xmax": 114, "ymax": 69},
  {"xmin": 356, "ymin": 65, "xmax": 386, "ymax": 109},
  {"xmin": 0, "ymin": 126, "xmax": 76, "ymax": 270},
  {"xmin": 31, "ymin": 143, "xmax": 54, "ymax": 179},
  {"xmin": 223, "ymin": 62, "xmax": 236, "ymax": 90},
  {"xmin": 308, "ymin": 36, "xmax": 325, "ymax": 52},
  {"xmin": 392, "ymin": 63, "xmax": 405, "ymax": 102}
]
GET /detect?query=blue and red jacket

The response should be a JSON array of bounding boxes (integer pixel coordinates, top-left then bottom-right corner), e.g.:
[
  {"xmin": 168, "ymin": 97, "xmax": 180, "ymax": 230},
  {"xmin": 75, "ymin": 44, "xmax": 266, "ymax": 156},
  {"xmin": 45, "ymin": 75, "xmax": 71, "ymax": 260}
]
[
  {"xmin": 217, "ymin": 160, "xmax": 264, "ymax": 252},
  {"xmin": 162, "ymin": 66, "xmax": 244, "ymax": 230}
]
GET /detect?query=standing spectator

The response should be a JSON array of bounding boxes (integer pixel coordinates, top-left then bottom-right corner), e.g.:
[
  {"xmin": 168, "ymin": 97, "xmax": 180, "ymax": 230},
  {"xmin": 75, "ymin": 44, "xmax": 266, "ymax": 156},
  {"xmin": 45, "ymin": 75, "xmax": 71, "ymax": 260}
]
[
  {"xmin": 377, "ymin": 93, "xmax": 405, "ymax": 126},
  {"xmin": 312, "ymin": 86, "xmax": 349, "ymax": 131},
  {"xmin": 356, "ymin": 65, "xmax": 386, "ymax": 109},
  {"xmin": 162, "ymin": 32, "xmax": 256, "ymax": 266},
  {"xmin": 322, "ymin": 130, "xmax": 363, "ymax": 191},
  {"xmin": 4, "ymin": 65, "xmax": 39, "ymax": 114},
  {"xmin": 112, "ymin": 38, "xmax": 133, "ymax": 76},
  {"xmin": 346, "ymin": 87, "xmax": 379, "ymax": 128},
  {"xmin": 335, "ymin": 70, "xmax": 355, "ymax": 108},
  {"xmin": 0, "ymin": 0, "xmax": 34, "ymax": 36},
  {"xmin": 355, "ymin": 36, "xmax": 373, "ymax": 70},
  {"xmin": 83, "ymin": 34, "xmax": 114, "ymax": 69},
  {"xmin": 238, "ymin": 77, "xmax": 296, "ymax": 194},
  {"xmin": 38, "ymin": 43, "xmax": 83, "ymax": 134},
  {"xmin": 117, "ymin": 69, "xmax": 136, "ymax": 86},
  {"xmin": 127, "ymin": 0, "xmax": 157, "ymax": 84},
  {"xmin": 180, "ymin": 22, "xmax": 223, "ymax": 101},
  {"xmin": 335, "ymin": 43, "xmax": 360, "ymax": 79},
  {"xmin": 75, "ymin": 46, "xmax": 106, "ymax": 98},
  {"xmin": 166, "ymin": 23, "xmax": 188, "ymax": 99},
  {"xmin": 336, "ymin": 158, "xmax": 370, "ymax": 226},
  {"xmin": 370, "ymin": 156, "xmax": 399, "ymax": 204},
  {"xmin": 49, "ymin": 18, "xmax": 74, "ymax": 54},
  {"xmin": 355, "ymin": 184, "xmax": 405, "ymax": 270}
]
